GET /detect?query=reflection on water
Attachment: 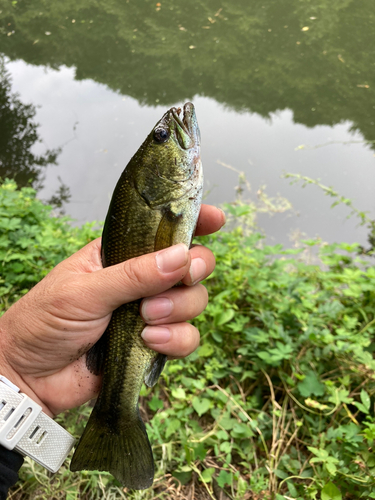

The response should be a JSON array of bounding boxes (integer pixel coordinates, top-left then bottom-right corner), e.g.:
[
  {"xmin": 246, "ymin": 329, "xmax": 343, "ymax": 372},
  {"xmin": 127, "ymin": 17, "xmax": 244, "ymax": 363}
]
[
  {"xmin": 0, "ymin": 0, "xmax": 374, "ymax": 245},
  {"xmin": 0, "ymin": 58, "xmax": 59, "ymax": 189},
  {"xmin": 1, "ymin": 0, "xmax": 374, "ymax": 136}
]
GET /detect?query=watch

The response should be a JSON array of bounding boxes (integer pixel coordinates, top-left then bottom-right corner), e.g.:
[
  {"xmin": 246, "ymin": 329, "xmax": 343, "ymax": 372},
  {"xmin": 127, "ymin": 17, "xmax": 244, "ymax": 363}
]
[{"xmin": 0, "ymin": 375, "xmax": 76, "ymax": 473}]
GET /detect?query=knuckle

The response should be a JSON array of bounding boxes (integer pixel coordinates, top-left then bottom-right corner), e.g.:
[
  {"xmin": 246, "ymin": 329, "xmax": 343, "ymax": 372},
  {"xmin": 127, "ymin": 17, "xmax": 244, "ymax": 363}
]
[{"xmin": 121, "ymin": 258, "xmax": 146, "ymax": 289}]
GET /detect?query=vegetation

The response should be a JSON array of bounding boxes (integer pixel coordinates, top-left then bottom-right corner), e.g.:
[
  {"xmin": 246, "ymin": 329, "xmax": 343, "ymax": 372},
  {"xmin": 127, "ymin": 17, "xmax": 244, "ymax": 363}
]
[
  {"xmin": 1, "ymin": 179, "xmax": 375, "ymax": 499},
  {"xmin": 0, "ymin": 179, "xmax": 98, "ymax": 313}
]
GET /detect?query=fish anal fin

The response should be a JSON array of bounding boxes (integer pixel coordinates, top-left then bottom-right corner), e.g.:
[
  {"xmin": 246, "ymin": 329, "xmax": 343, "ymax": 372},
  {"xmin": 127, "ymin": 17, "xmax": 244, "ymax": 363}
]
[{"xmin": 144, "ymin": 353, "xmax": 167, "ymax": 388}]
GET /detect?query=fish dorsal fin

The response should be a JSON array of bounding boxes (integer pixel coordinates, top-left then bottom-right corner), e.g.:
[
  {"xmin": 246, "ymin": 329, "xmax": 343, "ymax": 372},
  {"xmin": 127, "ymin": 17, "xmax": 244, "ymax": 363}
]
[
  {"xmin": 155, "ymin": 208, "xmax": 183, "ymax": 250},
  {"xmin": 144, "ymin": 353, "xmax": 168, "ymax": 387}
]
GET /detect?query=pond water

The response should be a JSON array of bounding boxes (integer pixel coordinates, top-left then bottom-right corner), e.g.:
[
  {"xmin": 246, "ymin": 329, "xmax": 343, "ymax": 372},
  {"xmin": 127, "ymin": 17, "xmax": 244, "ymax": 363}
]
[{"xmin": 0, "ymin": 0, "xmax": 374, "ymax": 247}]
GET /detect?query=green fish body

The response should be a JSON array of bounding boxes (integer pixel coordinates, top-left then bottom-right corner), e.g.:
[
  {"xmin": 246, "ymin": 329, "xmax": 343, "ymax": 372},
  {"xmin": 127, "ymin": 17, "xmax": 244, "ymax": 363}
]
[{"xmin": 70, "ymin": 103, "xmax": 203, "ymax": 489}]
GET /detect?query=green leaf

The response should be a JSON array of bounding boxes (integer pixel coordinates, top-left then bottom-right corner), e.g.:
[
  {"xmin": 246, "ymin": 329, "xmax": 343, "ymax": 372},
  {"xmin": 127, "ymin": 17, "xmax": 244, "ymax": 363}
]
[
  {"xmin": 165, "ymin": 418, "xmax": 181, "ymax": 439},
  {"xmin": 215, "ymin": 309, "xmax": 235, "ymax": 326},
  {"xmin": 148, "ymin": 395, "xmax": 164, "ymax": 411},
  {"xmin": 354, "ymin": 402, "xmax": 369, "ymax": 414},
  {"xmin": 308, "ymin": 447, "xmax": 340, "ymax": 464},
  {"xmin": 173, "ymin": 469, "xmax": 192, "ymax": 485},
  {"xmin": 220, "ymin": 416, "xmax": 238, "ymax": 430},
  {"xmin": 220, "ymin": 442, "xmax": 232, "ymax": 454},
  {"xmin": 325, "ymin": 462, "xmax": 337, "ymax": 476},
  {"xmin": 197, "ymin": 343, "xmax": 214, "ymax": 357},
  {"xmin": 321, "ymin": 482, "xmax": 342, "ymax": 500},
  {"xmin": 216, "ymin": 429, "xmax": 229, "ymax": 440},
  {"xmin": 192, "ymin": 397, "xmax": 211, "ymax": 416},
  {"xmin": 237, "ymin": 476, "xmax": 248, "ymax": 497},
  {"xmin": 211, "ymin": 331, "xmax": 223, "ymax": 343},
  {"xmin": 200, "ymin": 467, "xmax": 215, "ymax": 483},
  {"xmin": 274, "ymin": 469, "xmax": 288, "ymax": 479},
  {"xmin": 192, "ymin": 443, "xmax": 207, "ymax": 461},
  {"xmin": 297, "ymin": 371, "xmax": 325, "ymax": 398},
  {"xmin": 231, "ymin": 422, "xmax": 254, "ymax": 438},
  {"xmin": 172, "ymin": 387, "xmax": 186, "ymax": 399},
  {"xmin": 360, "ymin": 389, "xmax": 371, "ymax": 411},
  {"xmin": 217, "ymin": 470, "xmax": 232, "ymax": 488},
  {"xmin": 327, "ymin": 388, "xmax": 353, "ymax": 405},
  {"xmin": 287, "ymin": 480, "xmax": 298, "ymax": 497}
]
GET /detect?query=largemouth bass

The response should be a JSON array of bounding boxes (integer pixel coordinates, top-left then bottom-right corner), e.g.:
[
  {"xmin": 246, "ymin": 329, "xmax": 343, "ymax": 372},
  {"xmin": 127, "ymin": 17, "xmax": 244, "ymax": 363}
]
[{"xmin": 70, "ymin": 102, "xmax": 203, "ymax": 489}]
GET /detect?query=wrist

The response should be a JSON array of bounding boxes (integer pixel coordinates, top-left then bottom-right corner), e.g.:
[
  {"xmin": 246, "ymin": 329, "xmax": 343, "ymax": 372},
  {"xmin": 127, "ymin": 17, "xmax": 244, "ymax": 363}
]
[
  {"xmin": 0, "ymin": 337, "xmax": 53, "ymax": 418},
  {"xmin": 0, "ymin": 375, "xmax": 75, "ymax": 473}
]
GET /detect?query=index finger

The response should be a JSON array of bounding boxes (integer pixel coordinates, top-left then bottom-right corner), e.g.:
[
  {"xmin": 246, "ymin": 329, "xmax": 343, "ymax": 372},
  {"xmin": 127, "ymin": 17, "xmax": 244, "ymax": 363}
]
[{"xmin": 194, "ymin": 204, "xmax": 226, "ymax": 236}]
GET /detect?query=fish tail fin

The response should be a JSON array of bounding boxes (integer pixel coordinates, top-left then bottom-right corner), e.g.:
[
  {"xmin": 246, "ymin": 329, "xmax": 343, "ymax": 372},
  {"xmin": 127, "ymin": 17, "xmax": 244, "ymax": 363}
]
[{"xmin": 70, "ymin": 405, "xmax": 154, "ymax": 489}]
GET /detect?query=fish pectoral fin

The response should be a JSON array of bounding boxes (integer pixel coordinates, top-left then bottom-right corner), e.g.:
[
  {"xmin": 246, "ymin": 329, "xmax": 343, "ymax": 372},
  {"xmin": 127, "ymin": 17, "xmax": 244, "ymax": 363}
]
[
  {"xmin": 155, "ymin": 208, "xmax": 183, "ymax": 250},
  {"xmin": 144, "ymin": 353, "xmax": 167, "ymax": 387},
  {"xmin": 86, "ymin": 332, "xmax": 107, "ymax": 376}
]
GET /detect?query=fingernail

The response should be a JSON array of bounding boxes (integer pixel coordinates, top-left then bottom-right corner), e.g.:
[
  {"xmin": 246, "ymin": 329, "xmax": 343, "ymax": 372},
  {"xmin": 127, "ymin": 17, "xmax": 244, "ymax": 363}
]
[
  {"xmin": 141, "ymin": 297, "xmax": 173, "ymax": 321},
  {"xmin": 218, "ymin": 208, "xmax": 226, "ymax": 227},
  {"xmin": 189, "ymin": 257, "xmax": 206, "ymax": 285},
  {"xmin": 156, "ymin": 244, "xmax": 189, "ymax": 273},
  {"xmin": 141, "ymin": 326, "xmax": 171, "ymax": 344}
]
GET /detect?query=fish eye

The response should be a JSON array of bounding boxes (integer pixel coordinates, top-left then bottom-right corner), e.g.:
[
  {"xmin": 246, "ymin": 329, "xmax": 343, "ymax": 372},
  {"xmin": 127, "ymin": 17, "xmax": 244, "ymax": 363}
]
[{"xmin": 154, "ymin": 127, "xmax": 170, "ymax": 143}]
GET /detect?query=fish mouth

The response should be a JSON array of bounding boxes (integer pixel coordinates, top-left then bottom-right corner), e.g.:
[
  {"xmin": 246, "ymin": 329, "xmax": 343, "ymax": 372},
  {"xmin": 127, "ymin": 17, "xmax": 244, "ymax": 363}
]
[
  {"xmin": 171, "ymin": 104, "xmax": 190, "ymax": 135},
  {"xmin": 171, "ymin": 102, "xmax": 200, "ymax": 149}
]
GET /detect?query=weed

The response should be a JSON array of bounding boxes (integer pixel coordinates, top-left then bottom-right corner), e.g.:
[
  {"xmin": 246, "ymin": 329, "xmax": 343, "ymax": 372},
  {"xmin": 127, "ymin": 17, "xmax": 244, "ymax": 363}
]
[{"xmin": 2, "ymin": 179, "xmax": 375, "ymax": 499}]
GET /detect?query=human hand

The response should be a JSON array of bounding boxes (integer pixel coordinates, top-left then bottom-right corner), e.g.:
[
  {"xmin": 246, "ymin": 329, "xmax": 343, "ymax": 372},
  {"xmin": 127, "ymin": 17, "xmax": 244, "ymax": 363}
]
[{"xmin": 0, "ymin": 205, "xmax": 224, "ymax": 417}]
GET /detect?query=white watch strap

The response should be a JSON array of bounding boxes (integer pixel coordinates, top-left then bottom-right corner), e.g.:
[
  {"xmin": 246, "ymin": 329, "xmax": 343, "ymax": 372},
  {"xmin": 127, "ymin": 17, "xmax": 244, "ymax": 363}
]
[{"xmin": 0, "ymin": 376, "xmax": 76, "ymax": 473}]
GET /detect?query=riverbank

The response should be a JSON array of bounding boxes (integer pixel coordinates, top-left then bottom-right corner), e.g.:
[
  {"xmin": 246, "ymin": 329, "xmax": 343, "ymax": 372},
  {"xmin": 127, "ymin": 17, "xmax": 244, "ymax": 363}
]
[{"xmin": 2, "ymin": 180, "xmax": 375, "ymax": 500}]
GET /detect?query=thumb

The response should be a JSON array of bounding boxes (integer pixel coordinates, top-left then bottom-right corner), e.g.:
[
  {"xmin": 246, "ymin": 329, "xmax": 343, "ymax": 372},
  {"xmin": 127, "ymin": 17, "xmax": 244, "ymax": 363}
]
[{"xmin": 77, "ymin": 243, "xmax": 191, "ymax": 315}]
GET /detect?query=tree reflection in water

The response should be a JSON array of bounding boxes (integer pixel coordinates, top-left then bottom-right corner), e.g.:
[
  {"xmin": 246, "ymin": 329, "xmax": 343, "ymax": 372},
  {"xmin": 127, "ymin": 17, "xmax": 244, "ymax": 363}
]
[{"xmin": 0, "ymin": 57, "xmax": 59, "ymax": 189}]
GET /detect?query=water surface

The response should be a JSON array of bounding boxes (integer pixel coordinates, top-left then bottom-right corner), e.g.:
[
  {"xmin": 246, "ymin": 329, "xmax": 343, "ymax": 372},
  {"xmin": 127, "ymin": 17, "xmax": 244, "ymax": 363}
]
[{"xmin": 1, "ymin": 0, "xmax": 374, "ymax": 246}]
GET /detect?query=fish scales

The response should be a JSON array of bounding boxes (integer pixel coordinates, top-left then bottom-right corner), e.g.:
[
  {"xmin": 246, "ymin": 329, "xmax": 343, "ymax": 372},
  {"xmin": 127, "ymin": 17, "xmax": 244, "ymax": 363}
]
[{"xmin": 70, "ymin": 102, "xmax": 203, "ymax": 489}]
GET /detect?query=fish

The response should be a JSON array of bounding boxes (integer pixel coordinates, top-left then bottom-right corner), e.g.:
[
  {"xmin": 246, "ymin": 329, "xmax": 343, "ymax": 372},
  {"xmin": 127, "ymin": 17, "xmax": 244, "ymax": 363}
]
[{"xmin": 70, "ymin": 102, "xmax": 203, "ymax": 489}]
